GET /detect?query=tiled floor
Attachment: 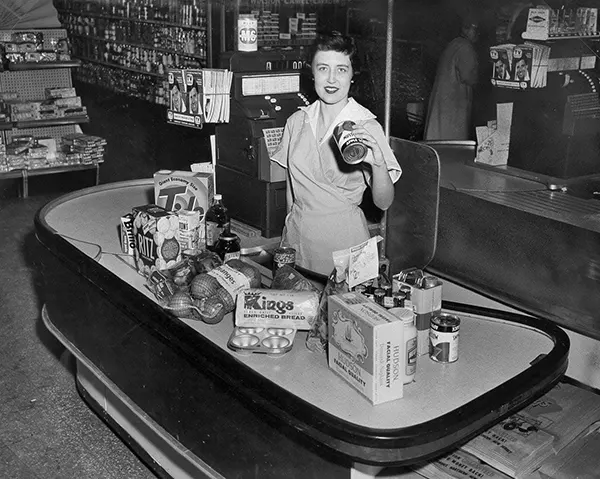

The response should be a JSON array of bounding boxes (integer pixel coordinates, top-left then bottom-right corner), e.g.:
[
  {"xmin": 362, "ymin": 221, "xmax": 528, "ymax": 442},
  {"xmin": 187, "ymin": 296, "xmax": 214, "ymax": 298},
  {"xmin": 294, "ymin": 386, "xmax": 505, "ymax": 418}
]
[
  {"xmin": 0, "ymin": 85, "xmax": 211, "ymax": 478},
  {"xmin": 0, "ymin": 192, "xmax": 157, "ymax": 478}
]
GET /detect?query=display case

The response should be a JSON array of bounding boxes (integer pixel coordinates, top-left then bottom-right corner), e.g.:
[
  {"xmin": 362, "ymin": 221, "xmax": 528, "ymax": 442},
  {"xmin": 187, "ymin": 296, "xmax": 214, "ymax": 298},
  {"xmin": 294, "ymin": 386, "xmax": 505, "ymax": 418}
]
[{"xmin": 0, "ymin": 29, "xmax": 102, "ymax": 197}]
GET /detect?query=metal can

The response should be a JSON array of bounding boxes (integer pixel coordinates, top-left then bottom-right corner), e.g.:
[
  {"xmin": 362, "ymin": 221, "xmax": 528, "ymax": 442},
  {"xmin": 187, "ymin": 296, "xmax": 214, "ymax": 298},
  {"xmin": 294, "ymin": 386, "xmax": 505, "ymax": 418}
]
[
  {"xmin": 429, "ymin": 313, "xmax": 460, "ymax": 363},
  {"xmin": 333, "ymin": 121, "xmax": 368, "ymax": 164},
  {"xmin": 238, "ymin": 14, "xmax": 257, "ymax": 52},
  {"xmin": 272, "ymin": 247, "xmax": 296, "ymax": 275}
]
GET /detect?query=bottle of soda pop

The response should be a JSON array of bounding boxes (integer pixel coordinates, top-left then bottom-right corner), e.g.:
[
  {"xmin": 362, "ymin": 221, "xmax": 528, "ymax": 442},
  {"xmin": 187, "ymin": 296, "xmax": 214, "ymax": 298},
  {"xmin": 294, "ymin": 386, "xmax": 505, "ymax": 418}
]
[{"xmin": 205, "ymin": 194, "xmax": 230, "ymax": 251}]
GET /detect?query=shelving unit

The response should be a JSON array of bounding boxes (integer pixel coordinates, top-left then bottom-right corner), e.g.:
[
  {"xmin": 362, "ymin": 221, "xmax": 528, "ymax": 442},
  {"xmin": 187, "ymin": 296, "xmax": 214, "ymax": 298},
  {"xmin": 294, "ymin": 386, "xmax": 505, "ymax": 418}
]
[
  {"xmin": 0, "ymin": 29, "xmax": 101, "ymax": 198},
  {"xmin": 54, "ymin": 0, "xmax": 209, "ymax": 104}
]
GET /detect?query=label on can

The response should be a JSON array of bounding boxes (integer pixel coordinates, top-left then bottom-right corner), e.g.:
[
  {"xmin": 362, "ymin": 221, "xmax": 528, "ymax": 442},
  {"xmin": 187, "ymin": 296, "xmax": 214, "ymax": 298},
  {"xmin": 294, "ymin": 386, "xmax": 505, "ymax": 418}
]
[
  {"xmin": 429, "ymin": 313, "xmax": 460, "ymax": 363},
  {"xmin": 272, "ymin": 247, "xmax": 296, "ymax": 275},
  {"xmin": 333, "ymin": 121, "xmax": 368, "ymax": 164},
  {"xmin": 238, "ymin": 14, "xmax": 258, "ymax": 52}
]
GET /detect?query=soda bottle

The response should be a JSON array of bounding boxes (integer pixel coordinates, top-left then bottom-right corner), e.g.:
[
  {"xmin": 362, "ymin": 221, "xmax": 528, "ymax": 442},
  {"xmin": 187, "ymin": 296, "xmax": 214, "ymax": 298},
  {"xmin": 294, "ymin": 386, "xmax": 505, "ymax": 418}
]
[{"xmin": 205, "ymin": 194, "xmax": 230, "ymax": 251}]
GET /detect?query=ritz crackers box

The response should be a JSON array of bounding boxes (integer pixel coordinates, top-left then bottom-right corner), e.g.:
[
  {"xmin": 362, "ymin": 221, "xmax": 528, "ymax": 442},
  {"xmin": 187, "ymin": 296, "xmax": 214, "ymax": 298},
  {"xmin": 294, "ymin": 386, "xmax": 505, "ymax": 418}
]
[
  {"xmin": 132, "ymin": 204, "xmax": 181, "ymax": 277},
  {"xmin": 328, "ymin": 293, "xmax": 404, "ymax": 405}
]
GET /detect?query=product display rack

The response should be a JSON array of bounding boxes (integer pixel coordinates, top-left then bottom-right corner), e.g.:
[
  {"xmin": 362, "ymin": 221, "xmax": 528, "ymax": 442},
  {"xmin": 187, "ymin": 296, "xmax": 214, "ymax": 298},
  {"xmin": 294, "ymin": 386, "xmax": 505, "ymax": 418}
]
[
  {"xmin": 54, "ymin": 0, "xmax": 209, "ymax": 105},
  {"xmin": 0, "ymin": 29, "xmax": 100, "ymax": 198}
]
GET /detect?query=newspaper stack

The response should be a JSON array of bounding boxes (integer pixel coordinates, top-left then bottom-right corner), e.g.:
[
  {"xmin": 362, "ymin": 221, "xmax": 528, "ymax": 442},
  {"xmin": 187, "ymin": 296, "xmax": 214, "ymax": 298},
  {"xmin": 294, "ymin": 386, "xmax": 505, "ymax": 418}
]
[
  {"xmin": 527, "ymin": 421, "xmax": 600, "ymax": 479},
  {"xmin": 460, "ymin": 382, "xmax": 600, "ymax": 478},
  {"xmin": 413, "ymin": 449, "xmax": 512, "ymax": 479}
]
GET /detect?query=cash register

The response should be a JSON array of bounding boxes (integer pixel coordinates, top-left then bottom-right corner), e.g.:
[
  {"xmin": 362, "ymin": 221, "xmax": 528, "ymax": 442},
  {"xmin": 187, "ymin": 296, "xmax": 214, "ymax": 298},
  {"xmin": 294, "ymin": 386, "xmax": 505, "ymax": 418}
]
[{"xmin": 215, "ymin": 50, "xmax": 312, "ymax": 238}]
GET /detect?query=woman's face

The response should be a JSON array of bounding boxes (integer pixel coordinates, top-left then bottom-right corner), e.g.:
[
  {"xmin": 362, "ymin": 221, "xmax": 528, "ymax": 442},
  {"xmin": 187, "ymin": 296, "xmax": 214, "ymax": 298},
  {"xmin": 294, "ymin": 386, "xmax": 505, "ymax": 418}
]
[{"xmin": 312, "ymin": 50, "xmax": 353, "ymax": 106}]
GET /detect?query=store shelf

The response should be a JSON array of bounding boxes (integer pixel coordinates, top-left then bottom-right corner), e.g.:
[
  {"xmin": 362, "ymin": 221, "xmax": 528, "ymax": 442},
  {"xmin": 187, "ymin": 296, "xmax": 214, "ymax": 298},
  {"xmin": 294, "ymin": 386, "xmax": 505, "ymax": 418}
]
[
  {"xmin": 70, "ymin": 33, "xmax": 206, "ymax": 61},
  {"xmin": 523, "ymin": 32, "xmax": 600, "ymax": 41},
  {"xmin": 7, "ymin": 60, "xmax": 82, "ymax": 71},
  {"xmin": 75, "ymin": 56, "xmax": 166, "ymax": 78},
  {"xmin": 56, "ymin": 8, "xmax": 206, "ymax": 31},
  {"xmin": 0, "ymin": 163, "xmax": 101, "ymax": 198},
  {"xmin": 12, "ymin": 116, "xmax": 89, "ymax": 129}
]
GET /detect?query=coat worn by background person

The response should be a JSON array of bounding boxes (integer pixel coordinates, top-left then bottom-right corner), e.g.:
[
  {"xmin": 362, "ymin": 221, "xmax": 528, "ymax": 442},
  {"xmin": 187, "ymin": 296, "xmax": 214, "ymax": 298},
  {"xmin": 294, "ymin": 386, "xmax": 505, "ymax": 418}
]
[{"xmin": 424, "ymin": 18, "xmax": 479, "ymax": 141}]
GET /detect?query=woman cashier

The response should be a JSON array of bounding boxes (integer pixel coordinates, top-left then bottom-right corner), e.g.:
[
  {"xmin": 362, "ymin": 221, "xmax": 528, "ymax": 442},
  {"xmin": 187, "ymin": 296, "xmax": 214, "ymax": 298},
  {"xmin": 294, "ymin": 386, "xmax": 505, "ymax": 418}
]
[{"xmin": 271, "ymin": 32, "xmax": 402, "ymax": 276}]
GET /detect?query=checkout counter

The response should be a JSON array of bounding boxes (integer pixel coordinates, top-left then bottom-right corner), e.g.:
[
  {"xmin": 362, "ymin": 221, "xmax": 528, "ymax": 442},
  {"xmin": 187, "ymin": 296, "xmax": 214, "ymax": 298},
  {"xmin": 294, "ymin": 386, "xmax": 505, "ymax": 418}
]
[{"xmin": 34, "ymin": 164, "xmax": 569, "ymax": 478}]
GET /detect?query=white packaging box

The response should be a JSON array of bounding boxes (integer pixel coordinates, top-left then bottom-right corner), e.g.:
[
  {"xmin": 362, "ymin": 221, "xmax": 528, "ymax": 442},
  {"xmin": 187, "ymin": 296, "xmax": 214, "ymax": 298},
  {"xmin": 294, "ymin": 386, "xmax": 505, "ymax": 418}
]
[{"xmin": 328, "ymin": 293, "xmax": 404, "ymax": 405}]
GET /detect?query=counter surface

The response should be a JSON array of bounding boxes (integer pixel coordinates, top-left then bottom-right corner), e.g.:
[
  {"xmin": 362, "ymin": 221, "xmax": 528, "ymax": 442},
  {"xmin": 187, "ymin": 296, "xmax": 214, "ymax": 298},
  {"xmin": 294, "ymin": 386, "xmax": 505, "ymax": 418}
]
[{"xmin": 35, "ymin": 179, "xmax": 569, "ymax": 472}]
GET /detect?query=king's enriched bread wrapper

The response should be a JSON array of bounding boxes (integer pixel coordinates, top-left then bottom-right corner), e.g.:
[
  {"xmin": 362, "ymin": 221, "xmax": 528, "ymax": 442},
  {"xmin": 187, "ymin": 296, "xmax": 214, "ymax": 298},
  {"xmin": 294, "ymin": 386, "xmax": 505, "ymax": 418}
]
[{"xmin": 235, "ymin": 289, "xmax": 319, "ymax": 330}]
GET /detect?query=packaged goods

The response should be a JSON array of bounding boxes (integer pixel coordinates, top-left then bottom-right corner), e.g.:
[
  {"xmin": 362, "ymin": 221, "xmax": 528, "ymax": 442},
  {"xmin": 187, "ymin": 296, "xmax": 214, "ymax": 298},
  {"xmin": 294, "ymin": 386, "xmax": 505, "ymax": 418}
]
[
  {"xmin": 306, "ymin": 269, "xmax": 348, "ymax": 354},
  {"xmin": 189, "ymin": 259, "xmax": 261, "ymax": 324},
  {"xmin": 154, "ymin": 169, "xmax": 213, "ymax": 213},
  {"xmin": 394, "ymin": 269, "xmax": 442, "ymax": 356},
  {"xmin": 272, "ymin": 247, "xmax": 296, "ymax": 276},
  {"xmin": 177, "ymin": 209, "xmax": 201, "ymax": 251},
  {"xmin": 333, "ymin": 120, "xmax": 368, "ymax": 164},
  {"xmin": 205, "ymin": 194, "xmax": 229, "ymax": 251},
  {"xmin": 132, "ymin": 204, "xmax": 181, "ymax": 277},
  {"xmin": 305, "ymin": 237, "xmax": 382, "ymax": 353},
  {"xmin": 235, "ymin": 288, "xmax": 319, "ymax": 330},
  {"xmin": 45, "ymin": 87, "xmax": 76, "ymax": 99},
  {"xmin": 328, "ymin": 292, "xmax": 404, "ymax": 405},
  {"xmin": 214, "ymin": 230, "xmax": 240, "ymax": 262},
  {"xmin": 184, "ymin": 249, "xmax": 222, "ymax": 274},
  {"xmin": 271, "ymin": 264, "xmax": 320, "ymax": 292}
]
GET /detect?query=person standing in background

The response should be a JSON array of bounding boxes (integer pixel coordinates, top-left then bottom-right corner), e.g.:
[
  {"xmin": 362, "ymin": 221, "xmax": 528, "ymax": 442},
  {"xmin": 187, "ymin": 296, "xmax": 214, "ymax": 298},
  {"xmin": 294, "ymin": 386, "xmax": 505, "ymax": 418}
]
[{"xmin": 424, "ymin": 15, "xmax": 480, "ymax": 141}]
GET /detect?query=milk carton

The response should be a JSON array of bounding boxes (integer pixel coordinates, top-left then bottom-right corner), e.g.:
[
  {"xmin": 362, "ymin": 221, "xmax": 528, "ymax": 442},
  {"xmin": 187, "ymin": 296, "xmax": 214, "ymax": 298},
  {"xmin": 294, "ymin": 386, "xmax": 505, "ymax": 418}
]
[
  {"xmin": 153, "ymin": 170, "xmax": 214, "ymax": 250},
  {"xmin": 328, "ymin": 293, "xmax": 404, "ymax": 405}
]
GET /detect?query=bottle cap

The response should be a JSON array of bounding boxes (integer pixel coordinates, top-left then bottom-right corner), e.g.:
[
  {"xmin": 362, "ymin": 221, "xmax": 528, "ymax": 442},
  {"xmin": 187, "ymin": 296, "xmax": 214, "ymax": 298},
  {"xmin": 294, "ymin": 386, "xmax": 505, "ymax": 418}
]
[{"xmin": 214, "ymin": 194, "xmax": 222, "ymax": 201}]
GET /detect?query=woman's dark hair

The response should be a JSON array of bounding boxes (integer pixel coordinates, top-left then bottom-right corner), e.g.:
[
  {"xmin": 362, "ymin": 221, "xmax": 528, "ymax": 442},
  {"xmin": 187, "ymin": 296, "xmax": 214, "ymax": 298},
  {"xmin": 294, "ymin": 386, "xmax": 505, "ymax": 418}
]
[{"xmin": 309, "ymin": 31, "xmax": 360, "ymax": 73}]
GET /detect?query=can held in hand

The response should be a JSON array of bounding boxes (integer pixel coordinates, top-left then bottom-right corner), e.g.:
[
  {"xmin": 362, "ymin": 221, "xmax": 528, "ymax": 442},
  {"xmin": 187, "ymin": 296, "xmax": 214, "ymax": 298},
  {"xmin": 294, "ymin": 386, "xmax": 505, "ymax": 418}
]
[
  {"xmin": 272, "ymin": 247, "xmax": 296, "ymax": 275},
  {"xmin": 429, "ymin": 313, "xmax": 460, "ymax": 363},
  {"xmin": 238, "ymin": 14, "xmax": 258, "ymax": 52},
  {"xmin": 333, "ymin": 121, "xmax": 368, "ymax": 164}
]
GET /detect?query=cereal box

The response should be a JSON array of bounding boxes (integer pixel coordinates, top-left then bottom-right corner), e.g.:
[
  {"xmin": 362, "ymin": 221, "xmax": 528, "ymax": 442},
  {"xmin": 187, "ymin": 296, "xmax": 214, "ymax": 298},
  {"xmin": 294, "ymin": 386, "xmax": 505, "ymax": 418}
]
[
  {"xmin": 132, "ymin": 204, "xmax": 181, "ymax": 277},
  {"xmin": 328, "ymin": 293, "xmax": 404, "ymax": 405},
  {"xmin": 153, "ymin": 170, "xmax": 213, "ymax": 249}
]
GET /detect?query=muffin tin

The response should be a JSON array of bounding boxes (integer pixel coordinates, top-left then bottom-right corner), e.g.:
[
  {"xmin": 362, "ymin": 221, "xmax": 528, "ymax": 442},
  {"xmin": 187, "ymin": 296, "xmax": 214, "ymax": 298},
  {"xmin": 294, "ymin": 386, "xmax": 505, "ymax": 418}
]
[{"xmin": 227, "ymin": 326, "xmax": 297, "ymax": 357}]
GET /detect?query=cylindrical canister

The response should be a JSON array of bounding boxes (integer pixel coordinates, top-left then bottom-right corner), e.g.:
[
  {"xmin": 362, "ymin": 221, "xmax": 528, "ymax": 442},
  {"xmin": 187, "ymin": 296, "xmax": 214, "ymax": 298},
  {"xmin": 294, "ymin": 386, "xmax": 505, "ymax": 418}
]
[
  {"xmin": 389, "ymin": 307, "xmax": 417, "ymax": 384},
  {"xmin": 272, "ymin": 247, "xmax": 296, "ymax": 275},
  {"xmin": 238, "ymin": 14, "xmax": 258, "ymax": 52},
  {"xmin": 333, "ymin": 121, "xmax": 368, "ymax": 164},
  {"xmin": 429, "ymin": 313, "xmax": 460, "ymax": 363}
]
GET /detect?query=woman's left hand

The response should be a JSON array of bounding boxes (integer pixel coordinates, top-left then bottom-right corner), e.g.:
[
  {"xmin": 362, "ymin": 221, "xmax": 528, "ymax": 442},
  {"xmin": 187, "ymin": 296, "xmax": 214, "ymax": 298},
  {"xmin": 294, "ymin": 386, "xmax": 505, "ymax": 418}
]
[{"xmin": 350, "ymin": 124, "xmax": 386, "ymax": 168}]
